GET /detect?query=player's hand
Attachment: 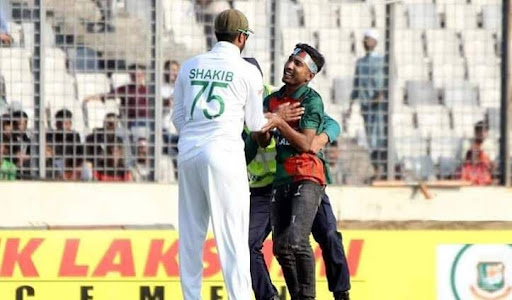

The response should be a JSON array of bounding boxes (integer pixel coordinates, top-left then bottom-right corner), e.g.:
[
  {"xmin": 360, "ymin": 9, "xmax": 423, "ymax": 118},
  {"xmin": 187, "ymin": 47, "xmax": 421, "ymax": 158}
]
[
  {"xmin": 261, "ymin": 112, "xmax": 282, "ymax": 133},
  {"xmin": 274, "ymin": 102, "xmax": 304, "ymax": 122},
  {"xmin": 311, "ymin": 133, "xmax": 329, "ymax": 153}
]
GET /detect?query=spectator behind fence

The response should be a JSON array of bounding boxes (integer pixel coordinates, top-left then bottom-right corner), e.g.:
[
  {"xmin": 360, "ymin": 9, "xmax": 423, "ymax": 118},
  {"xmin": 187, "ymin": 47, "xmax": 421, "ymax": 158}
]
[
  {"xmin": 93, "ymin": 135, "xmax": 132, "ymax": 182},
  {"xmin": 163, "ymin": 60, "xmax": 179, "ymax": 91},
  {"xmin": 45, "ymin": 109, "xmax": 82, "ymax": 179},
  {"xmin": 130, "ymin": 137, "xmax": 174, "ymax": 183},
  {"xmin": 11, "ymin": 110, "xmax": 32, "ymax": 178},
  {"xmin": 62, "ymin": 145, "xmax": 93, "ymax": 181},
  {"xmin": 0, "ymin": 3, "xmax": 12, "ymax": 46},
  {"xmin": 1, "ymin": 113, "xmax": 11, "ymax": 136},
  {"xmin": 85, "ymin": 113, "xmax": 132, "ymax": 167},
  {"xmin": 0, "ymin": 134, "xmax": 16, "ymax": 180},
  {"xmin": 11, "ymin": 110, "xmax": 30, "ymax": 154},
  {"xmin": 458, "ymin": 121, "xmax": 495, "ymax": 185},
  {"xmin": 347, "ymin": 29, "xmax": 386, "ymax": 179},
  {"xmin": 46, "ymin": 109, "xmax": 81, "ymax": 158},
  {"xmin": 85, "ymin": 64, "xmax": 150, "ymax": 131}
]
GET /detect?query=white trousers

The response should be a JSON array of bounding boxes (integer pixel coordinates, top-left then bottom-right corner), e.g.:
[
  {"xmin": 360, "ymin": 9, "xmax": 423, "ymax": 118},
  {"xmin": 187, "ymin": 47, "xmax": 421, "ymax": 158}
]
[{"xmin": 178, "ymin": 145, "xmax": 252, "ymax": 300}]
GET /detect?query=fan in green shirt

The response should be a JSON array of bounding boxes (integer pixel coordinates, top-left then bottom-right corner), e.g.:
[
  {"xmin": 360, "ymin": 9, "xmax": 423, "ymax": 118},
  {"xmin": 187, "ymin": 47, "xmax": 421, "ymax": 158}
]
[
  {"xmin": 263, "ymin": 84, "xmax": 330, "ymax": 186},
  {"xmin": 244, "ymin": 53, "xmax": 351, "ymax": 300},
  {"xmin": 257, "ymin": 43, "xmax": 342, "ymax": 300},
  {"xmin": 245, "ymin": 106, "xmax": 340, "ymax": 186}
]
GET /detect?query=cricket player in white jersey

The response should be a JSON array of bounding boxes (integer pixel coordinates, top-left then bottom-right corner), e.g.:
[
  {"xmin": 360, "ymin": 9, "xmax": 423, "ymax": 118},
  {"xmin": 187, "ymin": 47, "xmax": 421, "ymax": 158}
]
[{"xmin": 172, "ymin": 9, "xmax": 274, "ymax": 300}]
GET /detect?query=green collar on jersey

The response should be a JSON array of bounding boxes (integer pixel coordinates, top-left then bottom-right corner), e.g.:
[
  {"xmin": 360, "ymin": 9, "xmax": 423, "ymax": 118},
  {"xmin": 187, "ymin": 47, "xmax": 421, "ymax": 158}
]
[{"xmin": 275, "ymin": 83, "xmax": 310, "ymax": 100}]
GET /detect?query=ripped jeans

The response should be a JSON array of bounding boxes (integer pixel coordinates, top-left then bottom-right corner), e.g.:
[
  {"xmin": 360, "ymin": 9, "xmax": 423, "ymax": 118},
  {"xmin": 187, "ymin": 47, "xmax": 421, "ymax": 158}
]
[{"xmin": 271, "ymin": 181, "xmax": 324, "ymax": 300}]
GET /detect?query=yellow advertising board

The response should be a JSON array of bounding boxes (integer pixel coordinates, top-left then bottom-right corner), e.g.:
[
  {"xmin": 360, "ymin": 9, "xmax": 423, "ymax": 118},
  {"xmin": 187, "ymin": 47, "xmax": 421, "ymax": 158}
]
[{"xmin": 0, "ymin": 230, "xmax": 511, "ymax": 300}]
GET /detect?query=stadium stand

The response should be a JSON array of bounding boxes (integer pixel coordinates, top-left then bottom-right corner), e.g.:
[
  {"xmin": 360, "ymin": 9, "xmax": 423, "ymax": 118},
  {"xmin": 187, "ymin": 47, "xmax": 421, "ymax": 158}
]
[{"xmin": 0, "ymin": 0, "xmax": 506, "ymax": 184}]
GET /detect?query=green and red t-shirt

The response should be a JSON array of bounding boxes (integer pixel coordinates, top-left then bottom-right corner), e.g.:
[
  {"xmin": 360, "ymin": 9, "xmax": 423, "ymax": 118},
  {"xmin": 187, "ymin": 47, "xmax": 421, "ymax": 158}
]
[{"xmin": 264, "ymin": 84, "xmax": 327, "ymax": 186}]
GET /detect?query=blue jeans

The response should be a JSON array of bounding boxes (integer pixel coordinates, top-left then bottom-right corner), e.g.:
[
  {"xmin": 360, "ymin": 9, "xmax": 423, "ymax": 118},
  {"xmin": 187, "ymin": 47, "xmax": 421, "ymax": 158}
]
[
  {"xmin": 312, "ymin": 194, "xmax": 351, "ymax": 293},
  {"xmin": 249, "ymin": 186, "xmax": 351, "ymax": 300},
  {"xmin": 249, "ymin": 186, "xmax": 277, "ymax": 300},
  {"xmin": 272, "ymin": 181, "xmax": 321, "ymax": 299}
]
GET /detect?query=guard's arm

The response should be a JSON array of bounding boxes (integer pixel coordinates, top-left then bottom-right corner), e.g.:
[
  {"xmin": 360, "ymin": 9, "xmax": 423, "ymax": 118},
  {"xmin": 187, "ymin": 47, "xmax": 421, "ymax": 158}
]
[
  {"xmin": 243, "ymin": 129, "xmax": 259, "ymax": 164},
  {"xmin": 322, "ymin": 113, "xmax": 340, "ymax": 142},
  {"xmin": 310, "ymin": 114, "xmax": 340, "ymax": 153}
]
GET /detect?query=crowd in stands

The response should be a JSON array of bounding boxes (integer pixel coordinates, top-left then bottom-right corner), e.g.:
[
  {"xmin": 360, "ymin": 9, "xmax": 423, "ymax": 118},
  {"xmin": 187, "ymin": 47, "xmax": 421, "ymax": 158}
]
[{"xmin": 0, "ymin": 59, "xmax": 179, "ymax": 183}]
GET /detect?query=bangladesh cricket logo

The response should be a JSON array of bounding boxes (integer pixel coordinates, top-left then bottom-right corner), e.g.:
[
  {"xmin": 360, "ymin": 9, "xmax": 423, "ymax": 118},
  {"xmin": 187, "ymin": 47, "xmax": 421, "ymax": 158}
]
[
  {"xmin": 476, "ymin": 262, "xmax": 505, "ymax": 293},
  {"xmin": 451, "ymin": 245, "xmax": 512, "ymax": 300}
]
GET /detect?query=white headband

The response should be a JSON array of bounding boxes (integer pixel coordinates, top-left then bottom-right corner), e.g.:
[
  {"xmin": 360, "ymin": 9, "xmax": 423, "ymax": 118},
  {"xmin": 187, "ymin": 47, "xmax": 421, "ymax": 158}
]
[{"xmin": 292, "ymin": 48, "xmax": 318, "ymax": 74}]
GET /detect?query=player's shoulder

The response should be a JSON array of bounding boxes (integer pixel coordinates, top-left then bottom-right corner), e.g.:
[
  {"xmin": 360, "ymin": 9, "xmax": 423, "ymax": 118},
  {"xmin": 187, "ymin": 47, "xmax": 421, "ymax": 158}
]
[
  {"xmin": 177, "ymin": 54, "xmax": 209, "ymax": 80},
  {"xmin": 239, "ymin": 59, "xmax": 263, "ymax": 80},
  {"xmin": 303, "ymin": 86, "xmax": 323, "ymax": 103},
  {"xmin": 180, "ymin": 54, "xmax": 205, "ymax": 70},
  {"xmin": 301, "ymin": 86, "xmax": 324, "ymax": 110}
]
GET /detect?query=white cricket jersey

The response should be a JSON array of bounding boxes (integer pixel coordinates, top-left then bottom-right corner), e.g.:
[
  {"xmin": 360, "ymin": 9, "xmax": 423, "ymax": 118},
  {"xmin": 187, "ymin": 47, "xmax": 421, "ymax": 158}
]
[{"xmin": 172, "ymin": 42, "xmax": 267, "ymax": 162}]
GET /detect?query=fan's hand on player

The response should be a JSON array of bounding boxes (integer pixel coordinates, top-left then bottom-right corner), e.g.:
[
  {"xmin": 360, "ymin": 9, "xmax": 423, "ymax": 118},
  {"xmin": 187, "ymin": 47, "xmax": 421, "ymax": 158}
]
[
  {"xmin": 274, "ymin": 102, "xmax": 304, "ymax": 122},
  {"xmin": 261, "ymin": 112, "xmax": 282, "ymax": 133}
]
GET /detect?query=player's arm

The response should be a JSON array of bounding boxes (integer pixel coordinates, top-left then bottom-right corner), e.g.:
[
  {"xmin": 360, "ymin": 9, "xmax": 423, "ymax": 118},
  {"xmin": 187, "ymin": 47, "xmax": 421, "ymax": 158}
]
[
  {"xmin": 171, "ymin": 70, "xmax": 186, "ymax": 133},
  {"xmin": 266, "ymin": 97, "xmax": 322, "ymax": 153},
  {"xmin": 273, "ymin": 118, "xmax": 316, "ymax": 153},
  {"xmin": 244, "ymin": 70, "xmax": 267, "ymax": 132},
  {"xmin": 248, "ymin": 79, "xmax": 280, "ymax": 148},
  {"xmin": 311, "ymin": 113, "xmax": 340, "ymax": 153},
  {"xmin": 245, "ymin": 69, "xmax": 283, "ymax": 148}
]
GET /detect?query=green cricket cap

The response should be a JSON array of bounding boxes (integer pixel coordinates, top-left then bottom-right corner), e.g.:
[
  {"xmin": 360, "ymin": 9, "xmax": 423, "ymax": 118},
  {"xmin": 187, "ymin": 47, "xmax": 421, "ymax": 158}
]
[{"xmin": 214, "ymin": 9, "xmax": 254, "ymax": 35}]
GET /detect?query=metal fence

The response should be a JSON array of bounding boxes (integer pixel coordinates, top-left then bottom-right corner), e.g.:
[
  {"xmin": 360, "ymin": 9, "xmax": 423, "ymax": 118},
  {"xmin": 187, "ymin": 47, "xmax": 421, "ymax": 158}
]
[{"xmin": 0, "ymin": 0, "xmax": 508, "ymax": 186}]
